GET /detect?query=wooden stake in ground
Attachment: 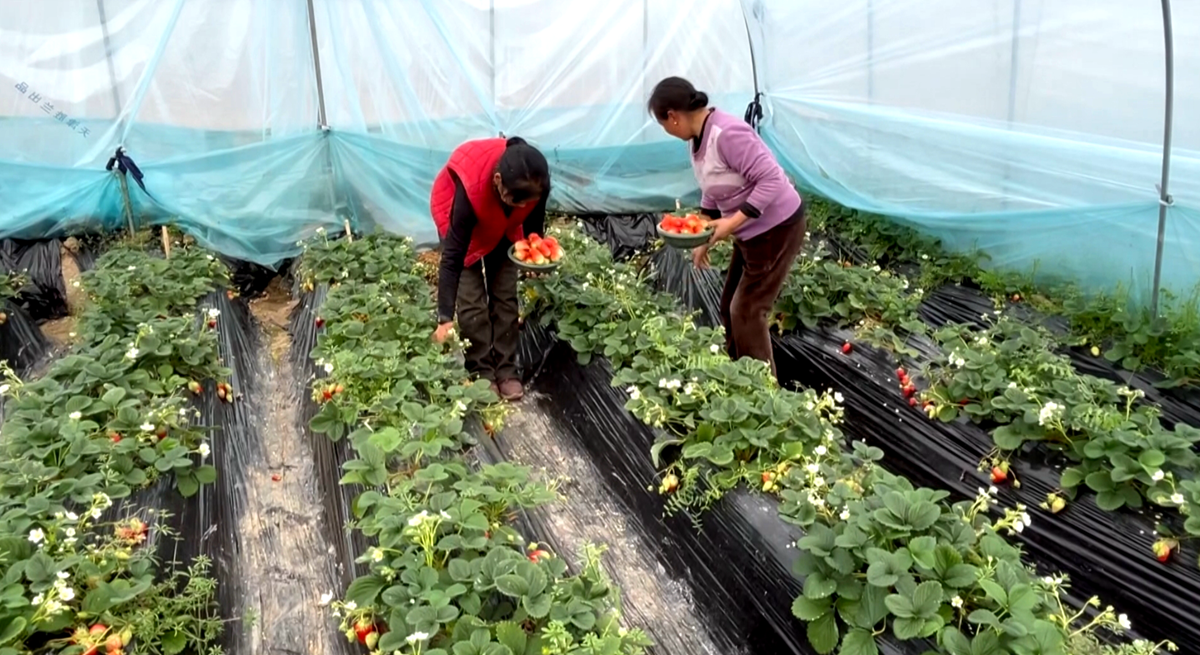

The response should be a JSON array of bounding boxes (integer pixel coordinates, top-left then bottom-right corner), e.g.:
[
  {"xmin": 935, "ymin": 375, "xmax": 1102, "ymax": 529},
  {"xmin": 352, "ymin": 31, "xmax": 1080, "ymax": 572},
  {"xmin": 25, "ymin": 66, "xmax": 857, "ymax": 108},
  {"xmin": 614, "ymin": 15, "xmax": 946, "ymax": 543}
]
[
  {"xmin": 161, "ymin": 226, "xmax": 171, "ymax": 259},
  {"xmin": 344, "ymin": 219, "xmax": 352, "ymax": 242}
]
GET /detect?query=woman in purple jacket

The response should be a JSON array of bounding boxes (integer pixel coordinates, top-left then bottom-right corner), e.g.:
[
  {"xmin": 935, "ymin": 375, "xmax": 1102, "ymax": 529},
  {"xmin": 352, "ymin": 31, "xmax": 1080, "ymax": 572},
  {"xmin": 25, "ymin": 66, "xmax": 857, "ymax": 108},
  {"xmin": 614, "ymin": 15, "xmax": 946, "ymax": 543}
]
[{"xmin": 649, "ymin": 76, "xmax": 806, "ymax": 379}]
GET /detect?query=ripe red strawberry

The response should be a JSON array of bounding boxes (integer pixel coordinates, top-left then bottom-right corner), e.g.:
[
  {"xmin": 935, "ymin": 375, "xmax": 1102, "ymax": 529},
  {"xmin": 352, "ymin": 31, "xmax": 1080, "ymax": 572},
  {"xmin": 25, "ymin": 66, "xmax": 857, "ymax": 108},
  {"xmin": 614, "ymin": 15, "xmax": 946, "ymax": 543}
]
[
  {"xmin": 896, "ymin": 367, "xmax": 906, "ymax": 379},
  {"xmin": 109, "ymin": 432, "xmax": 122, "ymax": 443},
  {"xmin": 353, "ymin": 619, "xmax": 375, "ymax": 646},
  {"xmin": 105, "ymin": 634, "xmax": 123, "ymax": 654},
  {"xmin": 761, "ymin": 471, "xmax": 775, "ymax": 483},
  {"xmin": 1011, "ymin": 293, "xmax": 1021, "ymax": 302},
  {"xmin": 207, "ymin": 319, "xmax": 217, "ymax": 329},
  {"xmin": 528, "ymin": 549, "xmax": 551, "ymax": 563},
  {"xmin": 322, "ymin": 389, "xmax": 333, "ymax": 401},
  {"xmin": 908, "ymin": 397, "xmax": 918, "ymax": 407},
  {"xmin": 156, "ymin": 428, "xmax": 167, "ymax": 439},
  {"xmin": 226, "ymin": 289, "xmax": 236, "ymax": 300},
  {"xmin": 990, "ymin": 465, "xmax": 1008, "ymax": 484},
  {"xmin": 841, "ymin": 342, "xmax": 852, "ymax": 354},
  {"xmin": 902, "ymin": 385, "xmax": 916, "ymax": 398},
  {"xmin": 217, "ymin": 387, "xmax": 227, "ymax": 401},
  {"xmin": 315, "ymin": 316, "xmax": 325, "ymax": 328},
  {"xmin": 89, "ymin": 624, "xmax": 108, "ymax": 636}
]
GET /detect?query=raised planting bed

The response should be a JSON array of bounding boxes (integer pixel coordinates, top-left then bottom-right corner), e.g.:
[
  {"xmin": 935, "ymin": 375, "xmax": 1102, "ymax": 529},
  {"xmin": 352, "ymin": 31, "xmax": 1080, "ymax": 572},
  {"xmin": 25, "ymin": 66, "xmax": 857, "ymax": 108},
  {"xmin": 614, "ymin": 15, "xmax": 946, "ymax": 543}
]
[
  {"xmin": 292, "ymin": 232, "xmax": 661, "ymax": 655},
  {"xmin": 629, "ymin": 221, "xmax": 1193, "ymax": 653},
  {"xmin": 0, "ymin": 237, "xmax": 229, "ymax": 655},
  {"xmin": 519, "ymin": 222, "xmax": 1156, "ymax": 655},
  {"xmin": 472, "ymin": 323, "xmax": 746, "ymax": 655}
]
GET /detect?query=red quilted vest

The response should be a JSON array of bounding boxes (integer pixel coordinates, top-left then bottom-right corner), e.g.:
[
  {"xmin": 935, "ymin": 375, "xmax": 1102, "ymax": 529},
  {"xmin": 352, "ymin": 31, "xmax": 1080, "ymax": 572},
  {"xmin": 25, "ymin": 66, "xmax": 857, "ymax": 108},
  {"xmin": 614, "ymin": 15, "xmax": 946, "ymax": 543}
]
[{"xmin": 431, "ymin": 138, "xmax": 533, "ymax": 267}]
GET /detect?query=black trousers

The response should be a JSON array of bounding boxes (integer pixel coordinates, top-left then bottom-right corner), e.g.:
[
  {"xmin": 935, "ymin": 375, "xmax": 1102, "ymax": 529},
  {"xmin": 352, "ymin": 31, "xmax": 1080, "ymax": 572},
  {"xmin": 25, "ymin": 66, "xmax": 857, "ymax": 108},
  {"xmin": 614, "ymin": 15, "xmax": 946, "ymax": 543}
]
[{"xmin": 456, "ymin": 242, "xmax": 520, "ymax": 382}]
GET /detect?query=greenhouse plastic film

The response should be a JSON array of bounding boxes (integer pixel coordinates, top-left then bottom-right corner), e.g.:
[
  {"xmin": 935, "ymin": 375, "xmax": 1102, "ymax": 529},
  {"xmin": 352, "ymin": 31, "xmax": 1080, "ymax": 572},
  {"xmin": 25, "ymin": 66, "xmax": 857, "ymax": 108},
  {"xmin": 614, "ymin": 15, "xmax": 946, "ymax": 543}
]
[
  {"xmin": 0, "ymin": 239, "xmax": 69, "ymax": 321},
  {"xmin": 519, "ymin": 334, "xmax": 937, "ymax": 654},
  {"xmin": 0, "ymin": 300, "xmax": 47, "ymax": 374},
  {"xmin": 754, "ymin": 0, "xmax": 1200, "ymax": 300}
]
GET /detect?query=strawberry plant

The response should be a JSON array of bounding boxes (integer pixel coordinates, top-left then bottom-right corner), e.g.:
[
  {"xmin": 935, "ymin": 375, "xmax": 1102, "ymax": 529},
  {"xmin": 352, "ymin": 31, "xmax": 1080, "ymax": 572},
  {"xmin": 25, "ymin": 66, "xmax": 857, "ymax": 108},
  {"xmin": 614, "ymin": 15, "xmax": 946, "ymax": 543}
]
[
  {"xmin": 299, "ymin": 233, "xmax": 653, "ymax": 653},
  {"xmin": 340, "ymin": 462, "xmax": 649, "ymax": 654},
  {"xmin": 0, "ymin": 240, "xmax": 227, "ymax": 654},
  {"xmin": 925, "ymin": 317, "xmax": 1200, "ymax": 521},
  {"xmin": 806, "ymin": 195, "xmax": 1200, "ymax": 390},
  {"xmin": 774, "ymin": 241, "xmax": 927, "ymax": 353},
  {"xmin": 527, "ymin": 224, "xmax": 1159, "ymax": 655},
  {"xmin": 0, "ymin": 271, "xmax": 27, "ymax": 303}
]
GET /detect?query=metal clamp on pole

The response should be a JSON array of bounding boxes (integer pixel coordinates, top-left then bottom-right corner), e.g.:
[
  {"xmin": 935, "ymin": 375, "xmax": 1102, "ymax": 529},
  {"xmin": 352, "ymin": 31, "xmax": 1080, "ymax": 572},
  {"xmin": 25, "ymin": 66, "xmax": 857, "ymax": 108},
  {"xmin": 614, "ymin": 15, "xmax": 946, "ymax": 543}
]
[{"xmin": 106, "ymin": 146, "xmax": 154, "ymax": 236}]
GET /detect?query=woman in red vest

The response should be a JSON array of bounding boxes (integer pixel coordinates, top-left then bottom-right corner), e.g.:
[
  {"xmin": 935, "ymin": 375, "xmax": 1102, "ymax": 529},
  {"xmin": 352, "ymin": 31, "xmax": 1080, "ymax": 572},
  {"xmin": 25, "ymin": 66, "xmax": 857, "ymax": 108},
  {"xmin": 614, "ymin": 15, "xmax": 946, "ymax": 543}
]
[{"xmin": 431, "ymin": 136, "xmax": 551, "ymax": 401}]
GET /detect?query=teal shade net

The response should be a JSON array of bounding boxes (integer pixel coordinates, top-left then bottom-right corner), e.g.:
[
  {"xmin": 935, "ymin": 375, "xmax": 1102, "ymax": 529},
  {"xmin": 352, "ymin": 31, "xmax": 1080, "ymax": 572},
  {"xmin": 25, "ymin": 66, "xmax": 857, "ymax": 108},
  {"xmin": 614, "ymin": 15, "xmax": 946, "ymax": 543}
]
[{"xmin": 1, "ymin": 0, "xmax": 1197, "ymax": 301}]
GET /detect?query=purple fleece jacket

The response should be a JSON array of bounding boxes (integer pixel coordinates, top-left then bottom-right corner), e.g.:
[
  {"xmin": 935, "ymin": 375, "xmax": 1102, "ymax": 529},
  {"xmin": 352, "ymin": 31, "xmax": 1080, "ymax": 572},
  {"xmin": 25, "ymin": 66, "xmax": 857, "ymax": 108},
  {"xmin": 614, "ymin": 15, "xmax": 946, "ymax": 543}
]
[{"xmin": 691, "ymin": 109, "xmax": 802, "ymax": 240}]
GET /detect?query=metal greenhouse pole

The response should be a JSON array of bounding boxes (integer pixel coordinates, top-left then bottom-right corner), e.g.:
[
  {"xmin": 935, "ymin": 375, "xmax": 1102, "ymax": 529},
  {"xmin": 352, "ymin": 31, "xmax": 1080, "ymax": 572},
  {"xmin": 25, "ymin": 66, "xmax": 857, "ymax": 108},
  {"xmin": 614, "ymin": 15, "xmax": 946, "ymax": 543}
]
[
  {"xmin": 95, "ymin": 0, "xmax": 123, "ymax": 114},
  {"xmin": 305, "ymin": 0, "xmax": 328, "ymax": 128},
  {"xmin": 739, "ymin": 0, "xmax": 763, "ymax": 130},
  {"xmin": 1150, "ymin": 0, "xmax": 1176, "ymax": 317},
  {"xmin": 305, "ymin": 0, "xmax": 341, "ymax": 224}
]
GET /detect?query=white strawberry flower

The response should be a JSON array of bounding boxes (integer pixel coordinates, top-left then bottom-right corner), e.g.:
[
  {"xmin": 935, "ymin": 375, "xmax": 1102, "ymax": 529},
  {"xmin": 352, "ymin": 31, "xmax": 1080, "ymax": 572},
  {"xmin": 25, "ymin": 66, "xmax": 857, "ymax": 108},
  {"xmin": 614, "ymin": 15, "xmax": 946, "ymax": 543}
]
[
  {"xmin": 69, "ymin": 411, "xmax": 82, "ymax": 421},
  {"xmin": 28, "ymin": 529, "xmax": 44, "ymax": 544},
  {"xmin": 141, "ymin": 422, "xmax": 155, "ymax": 432},
  {"xmin": 407, "ymin": 632, "xmax": 430, "ymax": 643},
  {"xmin": 1152, "ymin": 469, "xmax": 1165, "ymax": 482},
  {"xmin": 710, "ymin": 344, "xmax": 720, "ymax": 354},
  {"xmin": 1171, "ymin": 493, "xmax": 1185, "ymax": 505},
  {"xmin": 319, "ymin": 592, "xmax": 333, "ymax": 605},
  {"xmin": 951, "ymin": 596, "xmax": 963, "ymax": 608},
  {"xmin": 815, "ymin": 445, "xmax": 827, "ymax": 456},
  {"xmin": 197, "ymin": 442, "xmax": 210, "ymax": 458},
  {"xmin": 1118, "ymin": 613, "xmax": 1131, "ymax": 630}
]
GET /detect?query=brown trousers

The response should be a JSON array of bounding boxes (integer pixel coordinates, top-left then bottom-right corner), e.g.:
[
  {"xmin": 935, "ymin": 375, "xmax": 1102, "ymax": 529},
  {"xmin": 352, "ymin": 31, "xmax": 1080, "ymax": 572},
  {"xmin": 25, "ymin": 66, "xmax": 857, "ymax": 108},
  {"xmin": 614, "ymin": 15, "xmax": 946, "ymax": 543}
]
[
  {"xmin": 719, "ymin": 208, "xmax": 807, "ymax": 379},
  {"xmin": 457, "ymin": 243, "xmax": 520, "ymax": 382}
]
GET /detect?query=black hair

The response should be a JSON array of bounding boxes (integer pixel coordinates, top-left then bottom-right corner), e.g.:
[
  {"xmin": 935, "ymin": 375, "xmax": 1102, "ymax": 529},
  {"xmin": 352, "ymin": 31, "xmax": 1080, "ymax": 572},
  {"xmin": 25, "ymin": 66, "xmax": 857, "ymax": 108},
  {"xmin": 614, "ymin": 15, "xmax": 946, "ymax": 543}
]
[
  {"xmin": 647, "ymin": 77, "xmax": 709, "ymax": 120},
  {"xmin": 497, "ymin": 136, "xmax": 550, "ymax": 204}
]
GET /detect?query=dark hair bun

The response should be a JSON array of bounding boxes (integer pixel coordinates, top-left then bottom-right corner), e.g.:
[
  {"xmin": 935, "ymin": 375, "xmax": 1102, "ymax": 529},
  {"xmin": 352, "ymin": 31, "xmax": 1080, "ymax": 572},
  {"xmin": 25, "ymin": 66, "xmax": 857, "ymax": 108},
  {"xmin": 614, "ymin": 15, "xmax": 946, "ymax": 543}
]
[
  {"xmin": 505, "ymin": 136, "xmax": 528, "ymax": 147},
  {"xmin": 688, "ymin": 91, "xmax": 709, "ymax": 111}
]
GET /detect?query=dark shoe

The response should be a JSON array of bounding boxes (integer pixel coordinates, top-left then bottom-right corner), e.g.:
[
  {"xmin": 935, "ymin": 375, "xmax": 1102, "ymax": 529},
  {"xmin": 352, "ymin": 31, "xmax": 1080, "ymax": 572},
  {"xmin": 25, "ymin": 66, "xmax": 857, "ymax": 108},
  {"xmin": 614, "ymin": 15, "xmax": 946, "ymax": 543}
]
[{"xmin": 498, "ymin": 379, "xmax": 524, "ymax": 401}]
